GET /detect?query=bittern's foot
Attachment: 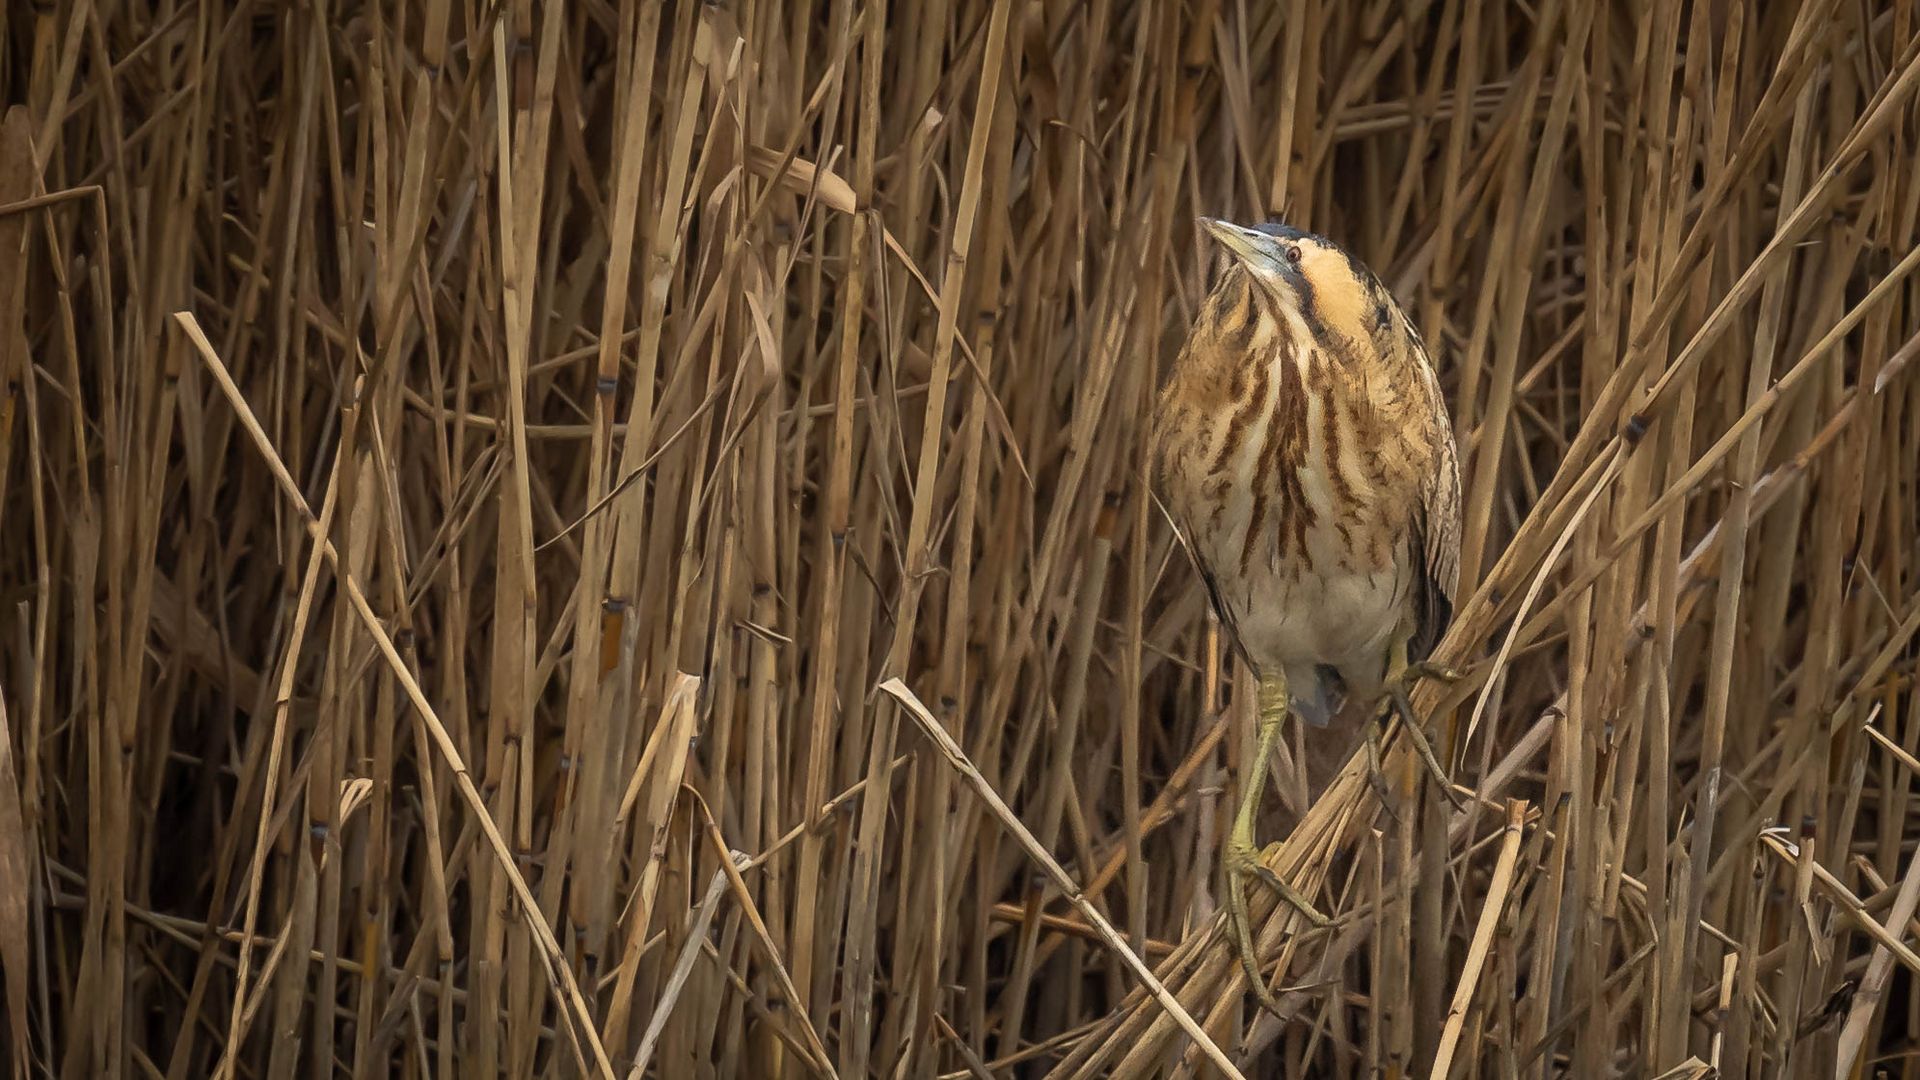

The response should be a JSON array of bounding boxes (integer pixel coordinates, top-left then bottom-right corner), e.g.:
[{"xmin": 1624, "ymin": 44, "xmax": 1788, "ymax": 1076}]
[
  {"xmin": 1385, "ymin": 682, "xmax": 1467, "ymax": 811},
  {"xmin": 1224, "ymin": 837, "xmax": 1328, "ymax": 1015}
]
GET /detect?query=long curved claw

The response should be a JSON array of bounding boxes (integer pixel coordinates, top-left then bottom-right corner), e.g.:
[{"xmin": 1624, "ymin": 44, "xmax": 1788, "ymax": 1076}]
[
  {"xmin": 1388, "ymin": 684, "xmax": 1466, "ymax": 811},
  {"xmin": 1364, "ymin": 719, "xmax": 1402, "ymax": 823}
]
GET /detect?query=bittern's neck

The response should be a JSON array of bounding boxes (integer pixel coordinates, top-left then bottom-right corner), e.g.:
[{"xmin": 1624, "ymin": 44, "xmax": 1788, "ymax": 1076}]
[
  {"xmin": 1236, "ymin": 267, "xmax": 1327, "ymax": 379},
  {"xmin": 1201, "ymin": 267, "xmax": 1284, "ymax": 352}
]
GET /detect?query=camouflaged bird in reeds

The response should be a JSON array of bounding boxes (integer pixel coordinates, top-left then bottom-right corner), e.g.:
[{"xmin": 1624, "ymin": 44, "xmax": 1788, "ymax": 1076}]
[{"xmin": 1154, "ymin": 220, "xmax": 1460, "ymax": 728}]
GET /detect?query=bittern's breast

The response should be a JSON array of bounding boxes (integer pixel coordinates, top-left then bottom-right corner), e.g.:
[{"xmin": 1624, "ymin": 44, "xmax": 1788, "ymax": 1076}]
[{"xmin": 1155, "ymin": 339, "xmax": 1427, "ymax": 676}]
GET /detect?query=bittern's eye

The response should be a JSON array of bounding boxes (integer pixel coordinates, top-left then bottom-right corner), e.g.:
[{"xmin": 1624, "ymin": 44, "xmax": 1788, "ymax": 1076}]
[{"xmin": 1283, "ymin": 244, "xmax": 1303, "ymax": 265}]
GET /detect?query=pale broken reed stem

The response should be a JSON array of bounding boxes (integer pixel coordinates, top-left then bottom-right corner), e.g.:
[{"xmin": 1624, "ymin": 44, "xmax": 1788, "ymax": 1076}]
[
  {"xmin": 176, "ymin": 311, "xmax": 616, "ymax": 1078},
  {"xmin": 878, "ymin": 677, "xmax": 1248, "ymax": 1080},
  {"xmin": 1429, "ymin": 799, "xmax": 1527, "ymax": 1079}
]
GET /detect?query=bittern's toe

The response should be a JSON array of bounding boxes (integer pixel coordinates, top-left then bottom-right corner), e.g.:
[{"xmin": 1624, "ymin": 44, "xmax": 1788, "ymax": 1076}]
[
  {"xmin": 1224, "ymin": 839, "xmax": 1284, "ymax": 1016},
  {"xmin": 1364, "ymin": 721, "xmax": 1402, "ymax": 823},
  {"xmin": 1224, "ymin": 836, "xmax": 1327, "ymax": 1015},
  {"xmin": 1251, "ymin": 855, "xmax": 1330, "ymax": 929},
  {"xmin": 1387, "ymin": 687, "xmax": 1466, "ymax": 811},
  {"xmin": 1406, "ymin": 660, "xmax": 1465, "ymax": 684}
]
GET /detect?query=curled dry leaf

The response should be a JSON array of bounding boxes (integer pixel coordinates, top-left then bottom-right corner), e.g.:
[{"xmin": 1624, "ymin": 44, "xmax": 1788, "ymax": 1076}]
[{"xmin": 744, "ymin": 145, "xmax": 860, "ymax": 214}]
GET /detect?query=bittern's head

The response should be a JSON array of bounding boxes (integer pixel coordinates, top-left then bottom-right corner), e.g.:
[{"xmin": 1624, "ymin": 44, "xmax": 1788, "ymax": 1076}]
[{"xmin": 1198, "ymin": 217, "xmax": 1392, "ymax": 348}]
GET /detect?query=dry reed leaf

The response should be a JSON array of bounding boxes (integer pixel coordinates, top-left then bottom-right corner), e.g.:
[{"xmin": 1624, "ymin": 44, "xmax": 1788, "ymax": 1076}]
[
  {"xmin": 743, "ymin": 145, "xmax": 860, "ymax": 215},
  {"xmin": 1648, "ymin": 1059, "xmax": 1713, "ymax": 1080},
  {"xmin": 630, "ymin": 861, "xmax": 735, "ymax": 1077},
  {"xmin": 605, "ymin": 672, "xmax": 703, "ymax": 1050},
  {"xmin": 1872, "ymin": 327, "xmax": 1920, "ymax": 394}
]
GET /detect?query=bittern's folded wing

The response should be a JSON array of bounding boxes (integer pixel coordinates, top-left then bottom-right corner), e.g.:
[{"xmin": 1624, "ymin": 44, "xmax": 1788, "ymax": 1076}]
[{"xmin": 1408, "ymin": 328, "xmax": 1461, "ymax": 663}]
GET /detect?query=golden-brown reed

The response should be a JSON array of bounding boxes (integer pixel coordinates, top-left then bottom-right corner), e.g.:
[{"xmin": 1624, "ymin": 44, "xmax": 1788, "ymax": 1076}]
[{"xmin": 2, "ymin": 1, "xmax": 1918, "ymax": 1077}]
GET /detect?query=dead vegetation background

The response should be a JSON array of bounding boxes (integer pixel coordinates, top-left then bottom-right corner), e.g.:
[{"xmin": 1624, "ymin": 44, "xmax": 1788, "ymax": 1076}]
[{"xmin": 2, "ymin": 0, "xmax": 1919, "ymax": 1076}]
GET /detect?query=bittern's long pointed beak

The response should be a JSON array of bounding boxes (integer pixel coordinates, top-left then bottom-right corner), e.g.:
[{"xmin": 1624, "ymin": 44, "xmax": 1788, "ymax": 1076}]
[{"xmin": 1197, "ymin": 217, "xmax": 1270, "ymax": 264}]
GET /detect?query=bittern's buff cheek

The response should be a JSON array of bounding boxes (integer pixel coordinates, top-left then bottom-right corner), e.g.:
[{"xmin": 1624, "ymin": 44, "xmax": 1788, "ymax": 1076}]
[{"xmin": 1294, "ymin": 244, "xmax": 1375, "ymax": 346}]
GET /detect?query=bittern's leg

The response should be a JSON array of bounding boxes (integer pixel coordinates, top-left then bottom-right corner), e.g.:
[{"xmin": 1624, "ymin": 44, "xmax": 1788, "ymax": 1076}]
[
  {"xmin": 1225, "ymin": 671, "xmax": 1328, "ymax": 1014},
  {"xmin": 1384, "ymin": 638, "xmax": 1466, "ymax": 810}
]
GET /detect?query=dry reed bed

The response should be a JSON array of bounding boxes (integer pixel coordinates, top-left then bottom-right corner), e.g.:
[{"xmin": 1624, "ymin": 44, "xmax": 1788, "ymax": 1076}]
[{"xmin": 1, "ymin": 1, "xmax": 1918, "ymax": 1077}]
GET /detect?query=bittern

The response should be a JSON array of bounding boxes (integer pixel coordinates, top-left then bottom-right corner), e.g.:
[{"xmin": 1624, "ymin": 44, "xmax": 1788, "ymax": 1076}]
[{"xmin": 1152, "ymin": 218, "xmax": 1463, "ymax": 1011}]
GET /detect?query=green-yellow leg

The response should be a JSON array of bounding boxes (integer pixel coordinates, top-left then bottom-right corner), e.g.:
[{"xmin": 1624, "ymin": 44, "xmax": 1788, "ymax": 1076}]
[
  {"xmin": 1226, "ymin": 671, "xmax": 1329, "ymax": 1014},
  {"xmin": 1383, "ymin": 638, "xmax": 1466, "ymax": 811}
]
